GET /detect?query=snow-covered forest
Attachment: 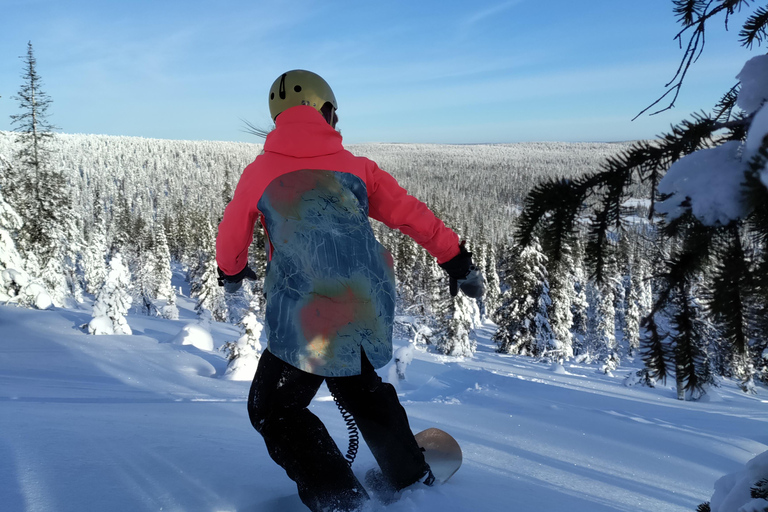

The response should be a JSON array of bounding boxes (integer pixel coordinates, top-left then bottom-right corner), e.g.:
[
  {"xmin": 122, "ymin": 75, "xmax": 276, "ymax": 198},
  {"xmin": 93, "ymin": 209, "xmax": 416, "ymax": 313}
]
[
  {"xmin": 0, "ymin": 127, "xmax": 640, "ymax": 360},
  {"xmin": 1, "ymin": 125, "xmax": 765, "ymax": 400}
]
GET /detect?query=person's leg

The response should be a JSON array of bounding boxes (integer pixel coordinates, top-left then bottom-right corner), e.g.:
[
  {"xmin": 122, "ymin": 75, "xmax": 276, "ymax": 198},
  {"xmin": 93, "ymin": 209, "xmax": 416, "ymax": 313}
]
[
  {"xmin": 248, "ymin": 349, "xmax": 369, "ymax": 512},
  {"xmin": 326, "ymin": 352, "xmax": 430, "ymax": 491}
]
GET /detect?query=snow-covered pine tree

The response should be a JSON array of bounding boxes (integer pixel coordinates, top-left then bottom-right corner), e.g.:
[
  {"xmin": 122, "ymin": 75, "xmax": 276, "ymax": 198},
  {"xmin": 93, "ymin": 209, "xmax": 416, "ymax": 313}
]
[
  {"xmin": 707, "ymin": 225, "xmax": 759, "ymax": 392},
  {"xmin": 0, "ymin": 185, "xmax": 23, "ymax": 275},
  {"xmin": 625, "ymin": 265, "xmax": 642, "ymax": 356},
  {"xmin": 89, "ymin": 252, "xmax": 132, "ymax": 335},
  {"xmin": 82, "ymin": 191, "xmax": 108, "ymax": 295},
  {"xmin": 483, "ymin": 242, "xmax": 502, "ymax": 319},
  {"xmin": 395, "ymin": 233, "xmax": 419, "ymax": 307},
  {"xmin": 586, "ymin": 280, "xmax": 618, "ymax": 372},
  {"xmin": 191, "ymin": 220, "xmax": 227, "ymax": 322},
  {"xmin": 0, "ymin": 184, "xmax": 26, "ymax": 302},
  {"xmin": 493, "ymin": 237, "xmax": 555, "ymax": 356},
  {"xmin": 222, "ymin": 302, "xmax": 264, "ymax": 381},
  {"xmin": 548, "ymin": 247, "xmax": 575, "ymax": 363},
  {"xmin": 435, "ymin": 291, "xmax": 476, "ymax": 358},
  {"xmin": 110, "ymin": 195, "xmax": 134, "ymax": 255},
  {"xmin": 153, "ymin": 227, "xmax": 178, "ymax": 320},
  {"xmin": 133, "ymin": 221, "xmax": 159, "ymax": 315},
  {"xmin": 0, "ymin": 182, "xmax": 53, "ymax": 309},
  {"xmin": 570, "ymin": 241, "xmax": 590, "ymax": 346},
  {"xmin": 10, "ymin": 42, "xmax": 79, "ymax": 306},
  {"xmin": 423, "ymin": 249, "xmax": 444, "ymax": 319},
  {"xmin": 669, "ymin": 283, "xmax": 714, "ymax": 400}
]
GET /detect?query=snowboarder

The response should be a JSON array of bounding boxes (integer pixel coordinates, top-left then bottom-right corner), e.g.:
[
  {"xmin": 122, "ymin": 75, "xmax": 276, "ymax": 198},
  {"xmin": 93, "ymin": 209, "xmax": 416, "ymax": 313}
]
[{"xmin": 216, "ymin": 69, "xmax": 483, "ymax": 512}]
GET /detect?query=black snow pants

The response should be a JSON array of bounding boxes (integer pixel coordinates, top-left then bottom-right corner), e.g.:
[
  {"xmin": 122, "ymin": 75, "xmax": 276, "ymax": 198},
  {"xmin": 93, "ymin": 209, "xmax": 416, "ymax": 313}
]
[{"xmin": 248, "ymin": 349, "xmax": 429, "ymax": 512}]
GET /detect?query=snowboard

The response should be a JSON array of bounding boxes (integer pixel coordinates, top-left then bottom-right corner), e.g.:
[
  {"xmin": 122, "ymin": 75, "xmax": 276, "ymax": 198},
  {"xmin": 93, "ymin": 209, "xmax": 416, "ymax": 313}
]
[{"xmin": 414, "ymin": 427, "xmax": 462, "ymax": 484}]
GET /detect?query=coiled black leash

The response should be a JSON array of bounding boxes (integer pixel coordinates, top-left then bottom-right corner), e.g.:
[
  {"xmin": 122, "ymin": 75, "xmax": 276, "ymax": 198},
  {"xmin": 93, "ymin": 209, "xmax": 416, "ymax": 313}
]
[{"xmin": 326, "ymin": 379, "xmax": 360, "ymax": 466}]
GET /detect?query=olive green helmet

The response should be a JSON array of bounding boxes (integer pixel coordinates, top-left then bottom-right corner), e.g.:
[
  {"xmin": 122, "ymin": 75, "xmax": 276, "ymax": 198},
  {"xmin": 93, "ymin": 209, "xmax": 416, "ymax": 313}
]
[{"xmin": 268, "ymin": 70, "xmax": 337, "ymax": 121}]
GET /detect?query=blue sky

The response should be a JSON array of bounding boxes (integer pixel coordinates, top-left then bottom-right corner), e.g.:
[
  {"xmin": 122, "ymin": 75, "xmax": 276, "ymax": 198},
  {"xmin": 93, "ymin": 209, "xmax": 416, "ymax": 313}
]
[{"xmin": 0, "ymin": 0, "xmax": 761, "ymax": 144}]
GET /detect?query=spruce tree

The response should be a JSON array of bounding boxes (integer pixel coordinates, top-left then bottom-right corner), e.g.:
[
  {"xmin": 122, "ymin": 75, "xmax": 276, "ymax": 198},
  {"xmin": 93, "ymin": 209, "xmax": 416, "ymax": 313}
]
[
  {"xmin": 625, "ymin": 266, "xmax": 642, "ymax": 356},
  {"xmin": 570, "ymin": 242, "xmax": 590, "ymax": 347},
  {"xmin": 10, "ymin": 41, "xmax": 78, "ymax": 305},
  {"xmin": 417, "ymin": 249, "xmax": 445, "ymax": 321},
  {"xmin": 548, "ymin": 246, "xmax": 576, "ymax": 362},
  {"xmin": 222, "ymin": 302, "xmax": 264, "ymax": 380},
  {"xmin": 192, "ymin": 220, "xmax": 227, "ymax": 322},
  {"xmin": 82, "ymin": 192, "xmax": 108, "ymax": 295},
  {"xmin": 0, "ymin": 186, "xmax": 23, "ymax": 275},
  {"xmin": 89, "ymin": 253, "xmax": 133, "ymax": 335},
  {"xmin": 483, "ymin": 242, "xmax": 502, "ymax": 318},
  {"xmin": 153, "ymin": 227, "xmax": 178, "ymax": 320},
  {"xmin": 707, "ymin": 226, "xmax": 758, "ymax": 391},
  {"xmin": 493, "ymin": 238, "xmax": 555, "ymax": 356},
  {"xmin": 395, "ymin": 234, "xmax": 419, "ymax": 306},
  {"xmin": 436, "ymin": 292, "xmax": 476, "ymax": 358},
  {"xmin": 669, "ymin": 284, "xmax": 714, "ymax": 399}
]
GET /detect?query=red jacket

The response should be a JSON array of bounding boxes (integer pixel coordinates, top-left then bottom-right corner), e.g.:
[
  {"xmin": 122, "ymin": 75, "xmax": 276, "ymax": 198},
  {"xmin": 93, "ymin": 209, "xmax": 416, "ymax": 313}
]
[
  {"xmin": 217, "ymin": 106, "xmax": 459, "ymax": 274},
  {"xmin": 216, "ymin": 105, "xmax": 459, "ymax": 375}
]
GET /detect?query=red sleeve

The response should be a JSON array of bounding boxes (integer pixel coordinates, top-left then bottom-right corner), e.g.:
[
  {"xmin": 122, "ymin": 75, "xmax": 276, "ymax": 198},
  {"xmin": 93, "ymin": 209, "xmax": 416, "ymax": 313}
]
[
  {"xmin": 366, "ymin": 162, "xmax": 460, "ymax": 264},
  {"xmin": 216, "ymin": 167, "xmax": 260, "ymax": 276}
]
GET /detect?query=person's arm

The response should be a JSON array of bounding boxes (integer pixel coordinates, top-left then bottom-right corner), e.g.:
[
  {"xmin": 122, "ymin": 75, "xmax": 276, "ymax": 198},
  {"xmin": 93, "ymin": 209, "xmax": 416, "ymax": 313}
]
[
  {"xmin": 366, "ymin": 162, "xmax": 459, "ymax": 264},
  {"xmin": 366, "ymin": 161, "xmax": 484, "ymax": 298},
  {"xmin": 216, "ymin": 170, "xmax": 260, "ymax": 277}
]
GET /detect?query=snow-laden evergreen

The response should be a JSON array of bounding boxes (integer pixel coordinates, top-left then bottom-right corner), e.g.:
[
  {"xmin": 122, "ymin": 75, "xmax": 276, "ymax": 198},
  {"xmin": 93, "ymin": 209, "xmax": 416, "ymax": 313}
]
[
  {"xmin": 0, "ymin": 186, "xmax": 23, "ymax": 275},
  {"xmin": 81, "ymin": 199, "xmax": 108, "ymax": 296},
  {"xmin": 222, "ymin": 303, "xmax": 264, "ymax": 381},
  {"xmin": 482, "ymin": 242, "xmax": 501, "ymax": 317},
  {"xmin": 548, "ymin": 249, "xmax": 576, "ymax": 363},
  {"xmin": 435, "ymin": 292, "xmax": 478, "ymax": 358},
  {"xmin": 0, "ymin": 187, "xmax": 53, "ymax": 309},
  {"xmin": 494, "ymin": 238, "xmax": 555, "ymax": 357},
  {"xmin": 89, "ymin": 252, "xmax": 132, "ymax": 335},
  {"xmin": 153, "ymin": 228, "xmax": 179, "ymax": 320}
]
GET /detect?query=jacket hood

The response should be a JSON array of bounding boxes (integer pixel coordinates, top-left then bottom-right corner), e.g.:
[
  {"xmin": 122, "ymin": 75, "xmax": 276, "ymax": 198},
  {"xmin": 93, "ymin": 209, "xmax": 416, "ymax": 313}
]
[{"xmin": 264, "ymin": 105, "xmax": 344, "ymax": 158}]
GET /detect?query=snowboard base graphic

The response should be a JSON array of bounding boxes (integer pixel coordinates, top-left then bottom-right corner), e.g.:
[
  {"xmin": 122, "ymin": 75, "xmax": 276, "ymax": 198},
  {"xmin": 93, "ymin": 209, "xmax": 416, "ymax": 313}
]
[{"xmin": 414, "ymin": 427, "xmax": 463, "ymax": 484}]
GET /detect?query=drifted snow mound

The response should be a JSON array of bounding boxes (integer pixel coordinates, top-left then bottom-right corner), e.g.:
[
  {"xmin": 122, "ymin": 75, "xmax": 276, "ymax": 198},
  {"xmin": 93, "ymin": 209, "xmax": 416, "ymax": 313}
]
[
  {"xmin": 88, "ymin": 316, "xmax": 115, "ymax": 335},
  {"xmin": 708, "ymin": 450, "xmax": 768, "ymax": 512},
  {"xmin": 0, "ymin": 269, "xmax": 52, "ymax": 310},
  {"xmin": 171, "ymin": 323, "xmax": 214, "ymax": 352},
  {"xmin": 23, "ymin": 282, "xmax": 52, "ymax": 310},
  {"xmin": 222, "ymin": 345, "xmax": 260, "ymax": 381},
  {"xmin": 394, "ymin": 343, "xmax": 415, "ymax": 380}
]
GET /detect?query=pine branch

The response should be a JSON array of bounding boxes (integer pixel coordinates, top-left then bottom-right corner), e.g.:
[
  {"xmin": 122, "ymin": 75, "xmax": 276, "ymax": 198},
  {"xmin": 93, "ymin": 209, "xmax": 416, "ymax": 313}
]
[
  {"xmin": 640, "ymin": 314, "xmax": 672, "ymax": 384},
  {"xmin": 671, "ymin": 283, "xmax": 709, "ymax": 398},
  {"xmin": 645, "ymin": 213, "xmax": 715, "ymax": 320},
  {"xmin": 516, "ymin": 178, "xmax": 586, "ymax": 266},
  {"xmin": 635, "ymin": 0, "xmax": 754, "ymax": 119},
  {"xmin": 739, "ymin": 5, "xmax": 768, "ymax": 48},
  {"xmin": 712, "ymin": 84, "xmax": 740, "ymax": 123},
  {"xmin": 708, "ymin": 224, "xmax": 753, "ymax": 357},
  {"xmin": 673, "ymin": 0, "xmax": 708, "ymax": 27},
  {"xmin": 751, "ymin": 478, "xmax": 768, "ymax": 500}
]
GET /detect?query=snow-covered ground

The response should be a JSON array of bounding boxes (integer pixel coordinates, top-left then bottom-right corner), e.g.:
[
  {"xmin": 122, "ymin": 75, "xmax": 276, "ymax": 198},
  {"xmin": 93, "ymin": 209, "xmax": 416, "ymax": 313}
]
[{"xmin": 1, "ymin": 283, "xmax": 767, "ymax": 512}]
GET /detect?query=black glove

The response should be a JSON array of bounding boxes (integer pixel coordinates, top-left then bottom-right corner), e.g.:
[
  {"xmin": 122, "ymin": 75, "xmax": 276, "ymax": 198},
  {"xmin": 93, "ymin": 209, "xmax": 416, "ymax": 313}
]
[
  {"xmin": 217, "ymin": 265, "xmax": 258, "ymax": 294},
  {"xmin": 439, "ymin": 243, "xmax": 485, "ymax": 298}
]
